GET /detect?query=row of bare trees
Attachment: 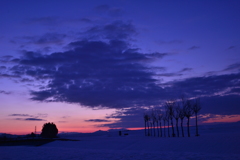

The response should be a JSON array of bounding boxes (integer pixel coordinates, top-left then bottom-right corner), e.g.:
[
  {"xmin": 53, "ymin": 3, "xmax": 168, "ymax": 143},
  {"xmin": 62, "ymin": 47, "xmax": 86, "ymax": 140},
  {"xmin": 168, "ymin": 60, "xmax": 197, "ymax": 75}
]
[{"xmin": 144, "ymin": 97, "xmax": 201, "ymax": 137}]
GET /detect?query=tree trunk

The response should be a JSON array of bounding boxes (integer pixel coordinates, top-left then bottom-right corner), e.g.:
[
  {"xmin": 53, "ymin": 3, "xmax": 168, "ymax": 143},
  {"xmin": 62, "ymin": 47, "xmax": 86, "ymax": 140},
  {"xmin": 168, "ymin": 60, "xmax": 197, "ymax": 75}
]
[
  {"xmin": 150, "ymin": 122, "xmax": 153, "ymax": 136},
  {"xmin": 157, "ymin": 121, "xmax": 160, "ymax": 137},
  {"xmin": 195, "ymin": 113, "xmax": 199, "ymax": 136},
  {"xmin": 160, "ymin": 121, "xmax": 162, "ymax": 137},
  {"xmin": 147, "ymin": 121, "xmax": 150, "ymax": 136},
  {"xmin": 153, "ymin": 122, "xmax": 156, "ymax": 137},
  {"xmin": 167, "ymin": 120, "xmax": 170, "ymax": 137},
  {"xmin": 171, "ymin": 118, "xmax": 175, "ymax": 137},
  {"xmin": 176, "ymin": 119, "xmax": 179, "ymax": 137},
  {"xmin": 164, "ymin": 120, "xmax": 166, "ymax": 137},
  {"xmin": 181, "ymin": 119, "xmax": 184, "ymax": 137},
  {"xmin": 144, "ymin": 121, "xmax": 147, "ymax": 136},
  {"xmin": 187, "ymin": 117, "xmax": 190, "ymax": 137}
]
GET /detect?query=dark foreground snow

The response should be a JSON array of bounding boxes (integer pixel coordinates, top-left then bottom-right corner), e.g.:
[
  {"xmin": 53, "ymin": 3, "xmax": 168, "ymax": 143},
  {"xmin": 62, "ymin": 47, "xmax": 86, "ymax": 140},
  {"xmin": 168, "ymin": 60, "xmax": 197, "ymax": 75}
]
[{"xmin": 1, "ymin": 124, "xmax": 240, "ymax": 160}]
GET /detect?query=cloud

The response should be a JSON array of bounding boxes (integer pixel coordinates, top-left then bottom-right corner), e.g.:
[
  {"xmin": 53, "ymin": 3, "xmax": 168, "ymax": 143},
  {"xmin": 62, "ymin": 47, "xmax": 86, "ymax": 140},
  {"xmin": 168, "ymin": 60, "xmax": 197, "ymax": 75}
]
[
  {"xmin": 95, "ymin": 5, "xmax": 110, "ymax": 12},
  {"xmin": 85, "ymin": 119, "xmax": 111, "ymax": 122},
  {"xmin": 18, "ymin": 39, "xmax": 167, "ymax": 109},
  {"xmin": 62, "ymin": 116, "xmax": 70, "ymax": 119},
  {"xmin": 188, "ymin": 46, "xmax": 200, "ymax": 50},
  {"xmin": 94, "ymin": 5, "xmax": 123, "ymax": 17},
  {"xmin": 230, "ymin": 87, "xmax": 240, "ymax": 94},
  {"xmin": 156, "ymin": 40, "xmax": 183, "ymax": 45},
  {"xmin": 5, "ymin": 21, "xmax": 240, "ymax": 114},
  {"xmin": 9, "ymin": 113, "xmax": 48, "ymax": 121},
  {"xmin": 13, "ymin": 118, "xmax": 46, "ymax": 121},
  {"xmin": 166, "ymin": 72, "xmax": 240, "ymax": 97},
  {"xmin": 8, "ymin": 20, "xmax": 169, "ymax": 109},
  {"xmin": 0, "ymin": 73, "xmax": 20, "ymax": 79},
  {"xmin": 156, "ymin": 73, "xmax": 182, "ymax": 77},
  {"xmin": 58, "ymin": 121, "xmax": 67, "ymax": 123},
  {"xmin": 24, "ymin": 118, "xmax": 46, "ymax": 121},
  {"xmin": 80, "ymin": 18, "xmax": 92, "ymax": 23},
  {"xmin": 23, "ymin": 16, "xmax": 93, "ymax": 27},
  {"xmin": 200, "ymin": 95, "xmax": 240, "ymax": 115},
  {"xmin": 0, "ymin": 90, "xmax": 11, "ymax": 94},
  {"xmin": 227, "ymin": 46, "xmax": 236, "ymax": 50},
  {"xmin": 102, "ymin": 107, "xmax": 147, "ymax": 128},
  {"xmin": 24, "ymin": 16, "xmax": 61, "ymax": 26},
  {"xmin": 155, "ymin": 68, "xmax": 192, "ymax": 77},
  {"xmin": 179, "ymin": 68, "xmax": 192, "ymax": 72},
  {"xmin": 22, "ymin": 33, "xmax": 67, "ymax": 45},
  {"xmin": 8, "ymin": 44, "xmax": 240, "ymax": 110},
  {"xmin": 84, "ymin": 21, "xmax": 137, "ymax": 40},
  {"xmin": 0, "ymin": 55, "xmax": 19, "ymax": 63},
  {"xmin": 36, "ymin": 113, "xmax": 48, "ymax": 118},
  {"xmin": 9, "ymin": 114, "xmax": 32, "ymax": 117},
  {"xmin": 223, "ymin": 62, "xmax": 240, "ymax": 72}
]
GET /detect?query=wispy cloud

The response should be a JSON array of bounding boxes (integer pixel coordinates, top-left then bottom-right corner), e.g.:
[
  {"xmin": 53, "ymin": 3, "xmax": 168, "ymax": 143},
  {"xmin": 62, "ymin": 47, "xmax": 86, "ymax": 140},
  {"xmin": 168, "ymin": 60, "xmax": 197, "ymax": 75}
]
[
  {"xmin": 9, "ymin": 114, "xmax": 32, "ymax": 117},
  {"xmin": 188, "ymin": 46, "xmax": 200, "ymax": 50},
  {"xmin": 85, "ymin": 119, "xmax": 111, "ymax": 122},
  {"xmin": 223, "ymin": 62, "xmax": 240, "ymax": 71},
  {"xmin": 227, "ymin": 46, "xmax": 236, "ymax": 50},
  {"xmin": 94, "ymin": 5, "xmax": 123, "ymax": 17},
  {"xmin": 58, "ymin": 121, "xmax": 67, "ymax": 123},
  {"xmin": 0, "ymin": 90, "xmax": 11, "ymax": 95},
  {"xmin": 21, "ymin": 33, "xmax": 67, "ymax": 45},
  {"xmin": 9, "ymin": 113, "xmax": 48, "ymax": 121},
  {"xmin": 83, "ymin": 21, "xmax": 137, "ymax": 40},
  {"xmin": 155, "ymin": 40, "xmax": 183, "ymax": 45},
  {"xmin": 24, "ymin": 16, "xmax": 61, "ymax": 26},
  {"xmin": 13, "ymin": 118, "xmax": 46, "ymax": 121}
]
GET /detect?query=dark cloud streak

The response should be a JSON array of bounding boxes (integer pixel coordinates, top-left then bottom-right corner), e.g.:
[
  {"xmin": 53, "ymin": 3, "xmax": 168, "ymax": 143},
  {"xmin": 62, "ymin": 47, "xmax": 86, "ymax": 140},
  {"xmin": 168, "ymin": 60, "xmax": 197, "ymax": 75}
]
[
  {"xmin": 188, "ymin": 46, "xmax": 200, "ymax": 50},
  {"xmin": 13, "ymin": 118, "xmax": 46, "ymax": 121},
  {"xmin": 85, "ymin": 119, "xmax": 111, "ymax": 122}
]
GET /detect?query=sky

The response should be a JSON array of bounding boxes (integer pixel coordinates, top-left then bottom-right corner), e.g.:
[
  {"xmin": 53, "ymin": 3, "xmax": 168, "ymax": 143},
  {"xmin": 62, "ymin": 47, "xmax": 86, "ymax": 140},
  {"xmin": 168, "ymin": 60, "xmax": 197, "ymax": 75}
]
[{"xmin": 0, "ymin": 0, "xmax": 240, "ymax": 135}]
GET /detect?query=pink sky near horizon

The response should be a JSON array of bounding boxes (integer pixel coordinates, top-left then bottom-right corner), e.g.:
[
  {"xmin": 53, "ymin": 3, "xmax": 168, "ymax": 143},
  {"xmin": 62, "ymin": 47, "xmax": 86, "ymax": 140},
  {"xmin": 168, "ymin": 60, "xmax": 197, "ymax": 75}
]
[{"xmin": 1, "ymin": 113, "xmax": 240, "ymax": 135}]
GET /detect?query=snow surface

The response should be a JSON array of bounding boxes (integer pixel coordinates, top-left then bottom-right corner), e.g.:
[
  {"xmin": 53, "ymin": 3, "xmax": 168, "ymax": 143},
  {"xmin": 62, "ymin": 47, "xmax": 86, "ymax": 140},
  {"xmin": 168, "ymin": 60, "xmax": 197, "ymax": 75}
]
[{"xmin": 1, "ymin": 123, "xmax": 240, "ymax": 160}]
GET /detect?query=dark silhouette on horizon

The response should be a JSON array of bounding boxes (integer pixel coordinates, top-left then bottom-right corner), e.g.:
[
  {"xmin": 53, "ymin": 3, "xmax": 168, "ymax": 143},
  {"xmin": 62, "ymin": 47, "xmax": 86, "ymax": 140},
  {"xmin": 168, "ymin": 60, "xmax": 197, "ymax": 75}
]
[
  {"xmin": 143, "ymin": 96, "xmax": 201, "ymax": 138},
  {"xmin": 41, "ymin": 122, "xmax": 58, "ymax": 138}
]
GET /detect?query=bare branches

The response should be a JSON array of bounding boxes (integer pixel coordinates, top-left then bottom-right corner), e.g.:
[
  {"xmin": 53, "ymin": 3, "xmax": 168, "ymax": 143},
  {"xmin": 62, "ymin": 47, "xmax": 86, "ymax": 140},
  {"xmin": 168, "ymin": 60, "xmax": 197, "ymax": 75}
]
[
  {"xmin": 192, "ymin": 98, "xmax": 201, "ymax": 114},
  {"xmin": 192, "ymin": 98, "xmax": 201, "ymax": 136}
]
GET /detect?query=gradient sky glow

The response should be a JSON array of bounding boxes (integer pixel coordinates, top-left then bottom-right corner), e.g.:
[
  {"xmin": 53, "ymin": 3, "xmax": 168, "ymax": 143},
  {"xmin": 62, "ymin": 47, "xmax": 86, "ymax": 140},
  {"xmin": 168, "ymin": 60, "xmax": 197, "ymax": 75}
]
[{"xmin": 0, "ymin": 0, "xmax": 240, "ymax": 135}]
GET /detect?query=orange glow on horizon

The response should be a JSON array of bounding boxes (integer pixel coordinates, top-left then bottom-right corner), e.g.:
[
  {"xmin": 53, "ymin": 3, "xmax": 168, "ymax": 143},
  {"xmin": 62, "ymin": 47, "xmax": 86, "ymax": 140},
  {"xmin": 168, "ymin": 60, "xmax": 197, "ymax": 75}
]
[{"xmin": 201, "ymin": 114, "xmax": 240, "ymax": 123}]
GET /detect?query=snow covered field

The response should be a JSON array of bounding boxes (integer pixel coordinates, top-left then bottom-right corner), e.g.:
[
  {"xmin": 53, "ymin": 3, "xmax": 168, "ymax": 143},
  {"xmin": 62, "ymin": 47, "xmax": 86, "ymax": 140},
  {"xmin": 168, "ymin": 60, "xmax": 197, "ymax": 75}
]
[{"xmin": 1, "ymin": 123, "xmax": 240, "ymax": 160}]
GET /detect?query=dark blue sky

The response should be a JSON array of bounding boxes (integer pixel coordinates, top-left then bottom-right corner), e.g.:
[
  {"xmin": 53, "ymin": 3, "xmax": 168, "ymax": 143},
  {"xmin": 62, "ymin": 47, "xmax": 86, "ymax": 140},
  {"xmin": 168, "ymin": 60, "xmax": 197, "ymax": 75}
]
[{"xmin": 0, "ymin": 0, "xmax": 239, "ymax": 134}]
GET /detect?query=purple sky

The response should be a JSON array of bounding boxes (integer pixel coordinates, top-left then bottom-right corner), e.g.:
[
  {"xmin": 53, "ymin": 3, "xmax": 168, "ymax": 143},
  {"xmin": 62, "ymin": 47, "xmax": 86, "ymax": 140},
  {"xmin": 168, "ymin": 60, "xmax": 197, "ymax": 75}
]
[{"xmin": 0, "ymin": 0, "xmax": 240, "ymax": 134}]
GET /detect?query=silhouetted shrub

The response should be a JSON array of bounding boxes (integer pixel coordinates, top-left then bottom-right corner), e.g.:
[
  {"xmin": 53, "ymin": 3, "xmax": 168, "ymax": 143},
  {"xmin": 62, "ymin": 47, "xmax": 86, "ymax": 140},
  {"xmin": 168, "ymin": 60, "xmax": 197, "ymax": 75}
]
[{"xmin": 41, "ymin": 122, "xmax": 58, "ymax": 138}]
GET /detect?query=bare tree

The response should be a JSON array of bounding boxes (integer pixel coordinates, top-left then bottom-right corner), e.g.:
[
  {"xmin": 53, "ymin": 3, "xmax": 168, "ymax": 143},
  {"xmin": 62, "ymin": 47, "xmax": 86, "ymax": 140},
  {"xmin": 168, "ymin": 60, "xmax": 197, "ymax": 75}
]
[
  {"xmin": 157, "ymin": 110, "xmax": 163, "ymax": 137},
  {"xmin": 173, "ymin": 103, "xmax": 181, "ymax": 137},
  {"xmin": 150, "ymin": 120, "xmax": 153, "ymax": 136},
  {"xmin": 179, "ymin": 95, "xmax": 188, "ymax": 137},
  {"xmin": 179, "ymin": 105, "xmax": 185, "ymax": 137},
  {"xmin": 151, "ymin": 109, "xmax": 157, "ymax": 137},
  {"xmin": 143, "ymin": 113, "xmax": 149, "ymax": 136},
  {"xmin": 144, "ymin": 112, "xmax": 151, "ymax": 136},
  {"xmin": 162, "ymin": 112, "xmax": 168, "ymax": 137},
  {"xmin": 164, "ymin": 109, "xmax": 171, "ymax": 137},
  {"xmin": 166, "ymin": 101, "xmax": 176, "ymax": 137},
  {"xmin": 152, "ymin": 109, "xmax": 160, "ymax": 137},
  {"xmin": 192, "ymin": 98, "xmax": 201, "ymax": 136},
  {"xmin": 184, "ymin": 99, "xmax": 194, "ymax": 137}
]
